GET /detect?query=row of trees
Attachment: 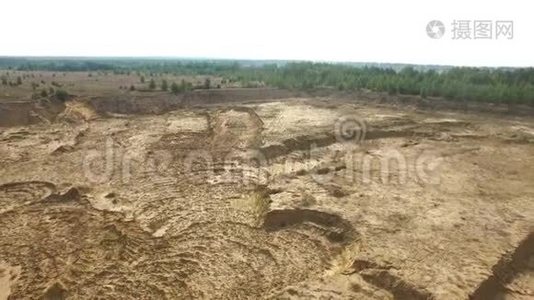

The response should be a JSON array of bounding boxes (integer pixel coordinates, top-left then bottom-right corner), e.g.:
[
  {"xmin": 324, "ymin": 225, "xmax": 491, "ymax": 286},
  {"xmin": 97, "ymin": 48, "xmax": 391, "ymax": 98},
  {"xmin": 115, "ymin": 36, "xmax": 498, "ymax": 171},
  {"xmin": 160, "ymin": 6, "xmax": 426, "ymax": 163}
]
[
  {"xmin": 138, "ymin": 78, "xmax": 209, "ymax": 94},
  {"xmin": 2, "ymin": 58, "xmax": 533, "ymax": 106},
  {"xmin": 225, "ymin": 63, "xmax": 534, "ymax": 105},
  {"xmin": 1, "ymin": 75, "xmax": 23, "ymax": 86},
  {"xmin": 125, "ymin": 79, "xmax": 196, "ymax": 94},
  {"xmin": 30, "ymin": 87, "xmax": 68, "ymax": 101}
]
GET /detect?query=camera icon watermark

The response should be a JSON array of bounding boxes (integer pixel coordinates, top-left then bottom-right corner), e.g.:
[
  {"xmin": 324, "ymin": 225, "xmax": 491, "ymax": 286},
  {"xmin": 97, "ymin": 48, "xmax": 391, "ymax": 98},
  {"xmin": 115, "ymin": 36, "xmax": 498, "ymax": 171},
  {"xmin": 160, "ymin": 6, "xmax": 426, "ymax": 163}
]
[{"xmin": 426, "ymin": 20, "xmax": 445, "ymax": 39}]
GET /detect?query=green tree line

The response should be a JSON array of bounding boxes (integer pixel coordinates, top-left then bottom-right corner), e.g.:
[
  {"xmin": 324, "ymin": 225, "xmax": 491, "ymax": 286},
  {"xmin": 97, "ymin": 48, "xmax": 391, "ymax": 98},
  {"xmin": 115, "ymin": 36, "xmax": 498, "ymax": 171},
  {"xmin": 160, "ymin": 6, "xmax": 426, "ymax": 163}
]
[{"xmin": 1, "ymin": 58, "xmax": 533, "ymax": 105}]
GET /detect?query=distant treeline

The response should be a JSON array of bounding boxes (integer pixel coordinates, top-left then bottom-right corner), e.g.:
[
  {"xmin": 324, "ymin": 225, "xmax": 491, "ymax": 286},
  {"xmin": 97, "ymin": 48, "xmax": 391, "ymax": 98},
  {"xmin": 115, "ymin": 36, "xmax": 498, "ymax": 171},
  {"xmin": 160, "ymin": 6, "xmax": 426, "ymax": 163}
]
[
  {"xmin": 1, "ymin": 58, "xmax": 533, "ymax": 105},
  {"xmin": 0, "ymin": 58, "xmax": 242, "ymax": 74},
  {"xmin": 233, "ymin": 64, "xmax": 534, "ymax": 106}
]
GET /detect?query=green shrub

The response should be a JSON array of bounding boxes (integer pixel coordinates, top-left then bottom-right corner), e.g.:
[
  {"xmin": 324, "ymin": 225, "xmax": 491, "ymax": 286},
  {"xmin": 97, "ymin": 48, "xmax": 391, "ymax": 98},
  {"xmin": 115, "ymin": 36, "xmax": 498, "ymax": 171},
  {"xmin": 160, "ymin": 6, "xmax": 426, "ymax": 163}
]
[
  {"xmin": 55, "ymin": 89, "xmax": 69, "ymax": 102},
  {"xmin": 161, "ymin": 79, "xmax": 168, "ymax": 91},
  {"xmin": 171, "ymin": 82, "xmax": 180, "ymax": 94}
]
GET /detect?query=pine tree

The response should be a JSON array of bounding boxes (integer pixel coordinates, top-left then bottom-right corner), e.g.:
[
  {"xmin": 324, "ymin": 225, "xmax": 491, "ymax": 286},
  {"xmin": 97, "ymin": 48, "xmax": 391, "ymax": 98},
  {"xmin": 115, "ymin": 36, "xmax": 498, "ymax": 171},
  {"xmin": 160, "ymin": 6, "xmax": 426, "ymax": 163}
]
[
  {"xmin": 171, "ymin": 82, "xmax": 179, "ymax": 94},
  {"xmin": 161, "ymin": 80, "xmax": 168, "ymax": 91}
]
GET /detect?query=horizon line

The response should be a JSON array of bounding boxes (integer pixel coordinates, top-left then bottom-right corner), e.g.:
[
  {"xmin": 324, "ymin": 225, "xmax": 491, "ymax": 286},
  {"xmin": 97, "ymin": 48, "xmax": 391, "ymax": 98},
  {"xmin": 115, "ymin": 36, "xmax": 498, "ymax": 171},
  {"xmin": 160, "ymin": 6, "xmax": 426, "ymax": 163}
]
[{"xmin": 0, "ymin": 55, "xmax": 531, "ymax": 69}]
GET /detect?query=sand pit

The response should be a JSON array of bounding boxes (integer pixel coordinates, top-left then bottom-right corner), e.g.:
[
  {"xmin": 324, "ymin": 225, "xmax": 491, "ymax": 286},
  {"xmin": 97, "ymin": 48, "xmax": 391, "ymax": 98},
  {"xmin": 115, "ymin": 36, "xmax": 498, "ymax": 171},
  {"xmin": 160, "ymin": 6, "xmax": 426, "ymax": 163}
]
[{"xmin": 0, "ymin": 93, "xmax": 533, "ymax": 299}]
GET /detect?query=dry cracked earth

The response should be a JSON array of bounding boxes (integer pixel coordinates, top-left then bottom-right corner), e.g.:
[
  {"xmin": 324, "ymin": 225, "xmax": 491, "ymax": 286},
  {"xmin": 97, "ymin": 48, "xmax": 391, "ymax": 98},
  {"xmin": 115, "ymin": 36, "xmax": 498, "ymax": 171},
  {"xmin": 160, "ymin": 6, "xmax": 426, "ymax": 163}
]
[{"xmin": 0, "ymin": 94, "xmax": 533, "ymax": 299}]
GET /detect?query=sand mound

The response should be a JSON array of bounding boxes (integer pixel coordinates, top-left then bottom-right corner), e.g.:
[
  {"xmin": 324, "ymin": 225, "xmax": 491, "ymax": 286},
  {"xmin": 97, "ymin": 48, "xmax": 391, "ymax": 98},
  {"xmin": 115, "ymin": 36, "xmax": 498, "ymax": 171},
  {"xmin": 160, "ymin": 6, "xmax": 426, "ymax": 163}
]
[{"xmin": 56, "ymin": 100, "xmax": 98, "ymax": 123}]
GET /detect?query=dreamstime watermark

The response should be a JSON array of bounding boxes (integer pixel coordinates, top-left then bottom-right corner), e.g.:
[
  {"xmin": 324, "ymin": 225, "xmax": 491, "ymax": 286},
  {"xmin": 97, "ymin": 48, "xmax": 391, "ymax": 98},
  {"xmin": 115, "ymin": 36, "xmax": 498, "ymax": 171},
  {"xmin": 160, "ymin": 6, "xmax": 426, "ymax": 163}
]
[
  {"xmin": 335, "ymin": 116, "xmax": 367, "ymax": 144},
  {"xmin": 426, "ymin": 19, "xmax": 514, "ymax": 40},
  {"xmin": 313, "ymin": 116, "xmax": 442, "ymax": 186},
  {"xmin": 81, "ymin": 115, "xmax": 443, "ymax": 187}
]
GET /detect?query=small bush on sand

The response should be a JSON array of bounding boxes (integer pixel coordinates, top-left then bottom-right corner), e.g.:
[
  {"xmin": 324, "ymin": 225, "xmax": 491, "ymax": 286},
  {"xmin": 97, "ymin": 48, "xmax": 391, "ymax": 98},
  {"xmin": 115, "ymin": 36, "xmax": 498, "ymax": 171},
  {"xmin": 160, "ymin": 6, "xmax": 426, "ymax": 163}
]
[
  {"xmin": 161, "ymin": 79, "xmax": 168, "ymax": 91},
  {"xmin": 55, "ymin": 89, "xmax": 69, "ymax": 102}
]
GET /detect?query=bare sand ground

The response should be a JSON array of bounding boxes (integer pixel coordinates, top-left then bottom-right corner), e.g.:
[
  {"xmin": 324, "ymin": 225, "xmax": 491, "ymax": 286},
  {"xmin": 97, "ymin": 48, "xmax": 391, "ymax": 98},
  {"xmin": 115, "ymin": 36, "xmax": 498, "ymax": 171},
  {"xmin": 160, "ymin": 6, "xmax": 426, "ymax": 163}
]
[{"xmin": 0, "ymin": 94, "xmax": 533, "ymax": 299}]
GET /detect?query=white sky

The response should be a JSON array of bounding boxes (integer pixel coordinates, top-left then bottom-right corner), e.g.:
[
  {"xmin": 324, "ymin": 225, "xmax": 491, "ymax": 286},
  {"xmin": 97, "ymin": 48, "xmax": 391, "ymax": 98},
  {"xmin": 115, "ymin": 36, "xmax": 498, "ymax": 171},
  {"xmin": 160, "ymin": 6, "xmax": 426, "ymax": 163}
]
[{"xmin": 1, "ymin": 0, "xmax": 532, "ymax": 67}]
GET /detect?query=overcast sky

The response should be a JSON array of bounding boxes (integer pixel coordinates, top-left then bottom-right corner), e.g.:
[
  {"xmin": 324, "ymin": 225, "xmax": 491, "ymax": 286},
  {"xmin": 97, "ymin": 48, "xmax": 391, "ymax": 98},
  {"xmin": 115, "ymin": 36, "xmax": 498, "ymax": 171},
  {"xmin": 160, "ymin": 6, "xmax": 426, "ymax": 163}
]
[{"xmin": 1, "ymin": 0, "xmax": 532, "ymax": 67}]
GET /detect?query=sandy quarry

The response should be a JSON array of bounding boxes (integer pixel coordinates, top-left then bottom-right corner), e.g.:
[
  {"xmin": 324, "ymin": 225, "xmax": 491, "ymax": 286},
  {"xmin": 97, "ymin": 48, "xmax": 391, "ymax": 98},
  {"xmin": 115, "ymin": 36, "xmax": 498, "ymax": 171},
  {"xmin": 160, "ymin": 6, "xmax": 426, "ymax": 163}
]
[{"xmin": 0, "ymin": 90, "xmax": 533, "ymax": 299}]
